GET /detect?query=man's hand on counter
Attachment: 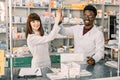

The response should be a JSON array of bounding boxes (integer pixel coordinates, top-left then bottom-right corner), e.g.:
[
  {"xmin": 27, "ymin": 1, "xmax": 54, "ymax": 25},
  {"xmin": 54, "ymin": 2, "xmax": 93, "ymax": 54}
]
[{"xmin": 87, "ymin": 56, "xmax": 95, "ymax": 65}]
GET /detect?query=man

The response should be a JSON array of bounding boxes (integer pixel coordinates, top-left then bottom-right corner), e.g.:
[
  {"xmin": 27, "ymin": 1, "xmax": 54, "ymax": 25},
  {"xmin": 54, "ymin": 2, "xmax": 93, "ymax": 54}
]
[{"xmin": 58, "ymin": 5, "xmax": 104, "ymax": 65}]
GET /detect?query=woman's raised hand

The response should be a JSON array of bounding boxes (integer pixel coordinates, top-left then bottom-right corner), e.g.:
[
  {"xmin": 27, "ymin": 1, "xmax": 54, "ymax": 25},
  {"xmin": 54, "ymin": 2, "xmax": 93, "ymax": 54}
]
[{"xmin": 55, "ymin": 8, "xmax": 63, "ymax": 25}]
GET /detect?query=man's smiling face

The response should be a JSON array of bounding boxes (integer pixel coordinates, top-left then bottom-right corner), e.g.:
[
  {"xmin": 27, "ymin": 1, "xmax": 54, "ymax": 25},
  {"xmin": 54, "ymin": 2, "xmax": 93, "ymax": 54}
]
[{"xmin": 83, "ymin": 10, "xmax": 96, "ymax": 26}]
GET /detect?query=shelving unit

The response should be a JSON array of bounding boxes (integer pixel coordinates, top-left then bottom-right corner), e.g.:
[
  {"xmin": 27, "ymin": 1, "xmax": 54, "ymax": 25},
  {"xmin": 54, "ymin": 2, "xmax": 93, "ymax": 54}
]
[
  {"xmin": 5, "ymin": 0, "xmax": 120, "ymax": 60},
  {"xmin": 50, "ymin": 0, "xmax": 120, "ymax": 54},
  {"xmin": 5, "ymin": 0, "xmax": 120, "ymax": 53},
  {"xmin": 0, "ymin": 0, "xmax": 118, "ymax": 57},
  {"xmin": 6, "ymin": 0, "xmax": 51, "ymax": 47},
  {"xmin": 0, "ymin": 0, "xmax": 7, "ymax": 50},
  {"xmin": 104, "ymin": 12, "xmax": 120, "ymax": 76}
]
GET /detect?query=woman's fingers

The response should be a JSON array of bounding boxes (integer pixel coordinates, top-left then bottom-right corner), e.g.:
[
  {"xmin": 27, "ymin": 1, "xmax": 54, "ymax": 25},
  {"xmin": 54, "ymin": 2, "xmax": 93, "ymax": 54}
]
[{"xmin": 55, "ymin": 8, "xmax": 63, "ymax": 24}]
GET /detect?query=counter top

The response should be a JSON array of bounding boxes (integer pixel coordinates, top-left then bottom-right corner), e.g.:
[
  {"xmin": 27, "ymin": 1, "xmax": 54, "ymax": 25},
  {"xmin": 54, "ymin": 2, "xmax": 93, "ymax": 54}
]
[
  {"xmin": 80, "ymin": 60, "xmax": 119, "ymax": 80},
  {"xmin": 91, "ymin": 76, "xmax": 120, "ymax": 80},
  {"xmin": 1, "ymin": 60, "xmax": 120, "ymax": 80}
]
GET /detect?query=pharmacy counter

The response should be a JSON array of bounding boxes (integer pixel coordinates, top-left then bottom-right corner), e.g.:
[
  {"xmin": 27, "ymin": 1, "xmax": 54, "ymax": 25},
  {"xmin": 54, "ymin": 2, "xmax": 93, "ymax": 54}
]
[
  {"xmin": 91, "ymin": 76, "xmax": 120, "ymax": 80},
  {"xmin": 79, "ymin": 60, "xmax": 119, "ymax": 80},
  {"xmin": 1, "ymin": 60, "xmax": 120, "ymax": 80}
]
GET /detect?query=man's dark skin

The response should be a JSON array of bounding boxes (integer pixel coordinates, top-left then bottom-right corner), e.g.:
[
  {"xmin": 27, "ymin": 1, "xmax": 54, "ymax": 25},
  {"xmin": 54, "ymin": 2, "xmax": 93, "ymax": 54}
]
[
  {"xmin": 83, "ymin": 10, "xmax": 96, "ymax": 65},
  {"xmin": 87, "ymin": 56, "xmax": 95, "ymax": 65},
  {"xmin": 58, "ymin": 8, "xmax": 96, "ymax": 65}
]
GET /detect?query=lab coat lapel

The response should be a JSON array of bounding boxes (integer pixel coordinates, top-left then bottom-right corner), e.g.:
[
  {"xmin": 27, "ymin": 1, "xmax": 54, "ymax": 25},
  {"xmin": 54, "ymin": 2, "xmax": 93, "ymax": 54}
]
[
  {"xmin": 82, "ymin": 25, "xmax": 95, "ymax": 37},
  {"xmin": 79, "ymin": 25, "xmax": 84, "ymax": 38}
]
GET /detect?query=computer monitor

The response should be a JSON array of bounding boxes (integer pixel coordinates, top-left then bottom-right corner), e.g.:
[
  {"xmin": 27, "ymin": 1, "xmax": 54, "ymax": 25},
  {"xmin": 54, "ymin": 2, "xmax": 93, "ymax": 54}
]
[{"xmin": 108, "ymin": 15, "xmax": 116, "ymax": 40}]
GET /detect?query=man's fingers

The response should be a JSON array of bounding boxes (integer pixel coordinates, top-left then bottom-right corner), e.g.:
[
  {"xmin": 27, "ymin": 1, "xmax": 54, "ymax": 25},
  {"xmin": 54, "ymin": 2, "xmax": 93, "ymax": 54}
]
[{"xmin": 87, "ymin": 58, "xmax": 95, "ymax": 65}]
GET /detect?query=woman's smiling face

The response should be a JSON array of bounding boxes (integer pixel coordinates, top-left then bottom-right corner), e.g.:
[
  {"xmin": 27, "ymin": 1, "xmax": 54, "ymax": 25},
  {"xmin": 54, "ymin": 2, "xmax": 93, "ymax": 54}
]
[{"xmin": 30, "ymin": 20, "xmax": 40, "ymax": 32}]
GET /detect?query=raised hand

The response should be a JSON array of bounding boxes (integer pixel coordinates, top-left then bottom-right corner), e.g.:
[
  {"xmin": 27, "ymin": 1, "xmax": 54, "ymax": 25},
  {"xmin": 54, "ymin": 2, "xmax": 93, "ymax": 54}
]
[{"xmin": 55, "ymin": 8, "xmax": 63, "ymax": 25}]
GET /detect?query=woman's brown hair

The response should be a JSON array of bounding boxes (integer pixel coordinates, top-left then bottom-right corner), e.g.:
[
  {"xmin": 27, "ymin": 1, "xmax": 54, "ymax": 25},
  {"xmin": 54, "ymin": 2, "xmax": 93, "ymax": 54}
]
[{"xmin": 25, "ymin": 13, "xmax": 44, "ymax": 38}]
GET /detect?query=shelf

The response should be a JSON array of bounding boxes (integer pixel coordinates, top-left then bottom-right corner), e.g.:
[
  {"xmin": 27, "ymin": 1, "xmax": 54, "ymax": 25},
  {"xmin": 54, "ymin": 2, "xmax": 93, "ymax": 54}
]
[
  {"xmin": 92, "ymin": 3, "xmax": 119, "ymax": 6},
  {"xmin": 13, "ymin": 39, "xmax": 26, "ymax": 41},
  {"xmin": 29, "ymin": 6, "xmax": 49, "ymax": 9},
  {"xmin": 104, "ymin": 4, "xmax": 119, "ymax": 6},
  {"xmin": 11, "ymin": 6, "xmax": 28, "ymax": 9},
  {"xmin": 0, "ymin": 48, "xmax": 6, "ymax": 50},
  {"xmin": 12, "ymin": 22, "xmax": 49, "ymax": 25},
  {"xmin": 51, "ymin": 23, "xmax": 83, "ymax": 25},
  {"xmin": 0, "ymin": 32, "xmax": 6, "ymax": 34},
  {"xmin": 12, "ymin": 22, "xmax": 26, "ymax": 25},
  {"xmin": 104, "ymin": 44, "xmax": 118, "ymax": 50},
  {"xmin": 93, "ymin": 4, "xmax": 103, "ymax": 6},
  {"xmin": 96, "ymin": 17, "xmax": 108, "ymax": 19},
  {"xmin": 11, "ymin": 6, "xmax": 49, "ymax": 9},
  {"xmin": 51, "ymin": 7, "xmax": 83, "ymax": 11},
  {"xmin": 63, "ymin": 23, "xmax": 83, "ymax": 25}
]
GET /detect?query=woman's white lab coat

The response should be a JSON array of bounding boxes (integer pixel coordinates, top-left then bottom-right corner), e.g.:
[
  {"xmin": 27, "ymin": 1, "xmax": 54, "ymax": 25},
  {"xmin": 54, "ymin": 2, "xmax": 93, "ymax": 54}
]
[
  {"xmin": 59, "ymin": 25, "xmax": 104, "ymax": 62},
  {"xmin": 27, "ymin": 24, "xmax": 60, "ymax": 68}
]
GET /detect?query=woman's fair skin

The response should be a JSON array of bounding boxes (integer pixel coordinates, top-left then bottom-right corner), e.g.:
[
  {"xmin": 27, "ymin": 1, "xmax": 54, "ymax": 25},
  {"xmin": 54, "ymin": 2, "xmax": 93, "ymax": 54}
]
[
  {"xmin": 30, "ymin": 10, "xmax": 61, "ymax": 32},
  {"xmin": 30, "ymin": 20, "xmax": 40, "ymax": 32},
  {"xmin": 57, "ymin": 8, "xmax": 96, "ymax": 65},
  {"xmin": 25, "ymin": 9, "xmax": 61, "ymax": 38},
  {"xmin": 25, "ymin": 9, "xmax": 62, "ymax": 68}
]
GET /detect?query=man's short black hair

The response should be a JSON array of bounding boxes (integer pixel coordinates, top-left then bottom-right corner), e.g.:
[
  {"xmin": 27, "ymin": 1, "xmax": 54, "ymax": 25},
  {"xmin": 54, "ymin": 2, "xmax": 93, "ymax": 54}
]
[{"xmin": 83, "ymin": 4, "xmax": 97, "ymax": 17}]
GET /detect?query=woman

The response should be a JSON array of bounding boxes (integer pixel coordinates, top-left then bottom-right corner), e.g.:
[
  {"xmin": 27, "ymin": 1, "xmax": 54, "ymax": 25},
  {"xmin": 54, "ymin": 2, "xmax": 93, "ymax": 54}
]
[{"xmin": 25, "ymin": 11, "xmax": 61, "ymax": 68}]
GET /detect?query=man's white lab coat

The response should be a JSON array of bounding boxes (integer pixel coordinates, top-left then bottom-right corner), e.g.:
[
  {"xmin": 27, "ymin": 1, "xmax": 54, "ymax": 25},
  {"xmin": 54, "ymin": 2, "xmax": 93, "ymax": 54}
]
[
  {"xmin": 59, "ymin": 25, "xmax": 104, "ymax": 63},
  {"xmin": 27, "ymin": 24, "xmax": 60, "ymax": 68}
]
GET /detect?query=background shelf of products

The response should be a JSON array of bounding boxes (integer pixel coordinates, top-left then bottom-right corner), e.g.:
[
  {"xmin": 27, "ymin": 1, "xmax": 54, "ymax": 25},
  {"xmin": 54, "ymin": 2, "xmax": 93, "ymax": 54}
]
[
  {"xmin": 0, "ymin": 0, "xmax": 7, "ymax": 51},
  {"xmin": 5, "ymin": 0, "xmax": 120, "ymax": 52},
  {"xmin": 4, "ymin": 0, "xmax": 120, "ymax": 67},
  {"xmin": 104, "ymin": 13, "xmax": 120, "ymax": 70},
  {"xmin": 50, "ymin": 0, "xmax": 120, "ymax": 54}
]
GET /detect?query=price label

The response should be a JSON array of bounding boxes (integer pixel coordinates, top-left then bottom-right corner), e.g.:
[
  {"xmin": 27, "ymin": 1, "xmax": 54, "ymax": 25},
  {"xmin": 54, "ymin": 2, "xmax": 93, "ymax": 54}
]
[{"xmin": 0, "ymin": 50, "xmax": 4, "ymax": 75}]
